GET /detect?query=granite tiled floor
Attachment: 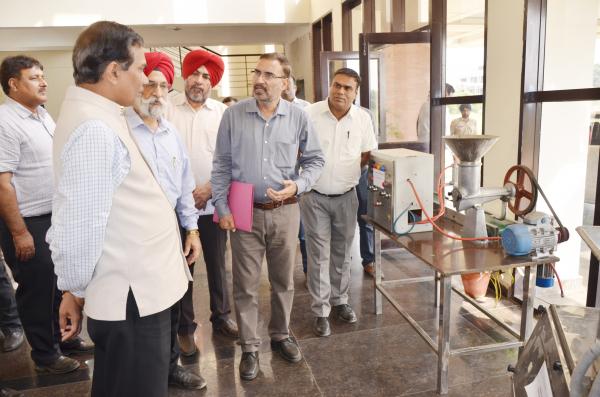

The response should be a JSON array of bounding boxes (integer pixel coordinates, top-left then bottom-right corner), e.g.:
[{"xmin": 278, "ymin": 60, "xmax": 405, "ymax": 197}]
[{"xmin": 0, "ymin": 237, "xmax": 522, "ymax": 396}]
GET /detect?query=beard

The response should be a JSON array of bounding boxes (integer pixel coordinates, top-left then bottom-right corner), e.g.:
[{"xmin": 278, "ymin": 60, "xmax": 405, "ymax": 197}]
[
  {"xmin": 185, "ymin": 85, "xmax": 208, "ymax": 104},
  {"xmin": 136, "ymin": 96, "xmax": 166, "ymax": 119}
]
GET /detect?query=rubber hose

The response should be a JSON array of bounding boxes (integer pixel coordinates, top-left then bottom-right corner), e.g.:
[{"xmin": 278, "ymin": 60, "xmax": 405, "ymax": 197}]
[{"xmin": 570, "ymin": 342, "xmax": 600, "ymax": 397}]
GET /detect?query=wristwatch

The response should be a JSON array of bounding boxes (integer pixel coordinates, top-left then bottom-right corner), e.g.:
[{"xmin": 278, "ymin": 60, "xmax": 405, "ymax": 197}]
[{"xmin": 186, "ymin": 229, "xmax": 200, "ymax": 236}]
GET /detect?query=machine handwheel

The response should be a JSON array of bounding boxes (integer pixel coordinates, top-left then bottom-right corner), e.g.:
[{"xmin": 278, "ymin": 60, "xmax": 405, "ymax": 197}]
[{"xmin": 503, "ymin": 165, "xmax": 538, "ymax": 216}]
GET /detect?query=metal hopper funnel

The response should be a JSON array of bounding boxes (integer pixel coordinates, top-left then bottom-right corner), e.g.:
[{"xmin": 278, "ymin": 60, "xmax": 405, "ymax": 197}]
[{"xmin": 443, "ymin": 135, "xmax": 499, "ymax": 163}]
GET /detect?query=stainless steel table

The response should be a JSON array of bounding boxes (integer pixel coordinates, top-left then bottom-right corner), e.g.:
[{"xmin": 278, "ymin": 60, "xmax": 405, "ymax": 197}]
[{"xmin": 367, "ymin": 216, "xmax": 558, "ymax": 395}]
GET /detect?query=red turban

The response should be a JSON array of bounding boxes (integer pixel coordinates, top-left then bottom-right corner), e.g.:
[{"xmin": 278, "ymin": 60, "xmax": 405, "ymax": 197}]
[
  {"xmin": 182, "ymin": 49, "xmax": 225, "ymax": 87},
  {"xmin": 144, "ymin": 52, "xmax": 174, "ymax": 88}
]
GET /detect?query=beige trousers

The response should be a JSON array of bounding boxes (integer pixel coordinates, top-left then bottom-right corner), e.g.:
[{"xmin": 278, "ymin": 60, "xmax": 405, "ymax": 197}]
[{"xmin": 230, "ymin": 203, "xmax": 300, "ymax": 352}]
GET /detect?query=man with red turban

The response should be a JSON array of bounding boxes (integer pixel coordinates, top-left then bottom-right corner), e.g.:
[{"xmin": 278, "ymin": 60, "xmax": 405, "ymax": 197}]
[
  {"xmin": 166, "ymin": 49, "xmax": 239, "ymax": 356},
  {"xmin": 127, "ymin": 51, "xmax": 206, "ymax": 390}
]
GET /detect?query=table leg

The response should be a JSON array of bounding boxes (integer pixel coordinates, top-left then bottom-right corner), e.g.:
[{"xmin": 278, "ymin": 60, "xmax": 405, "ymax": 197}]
[
  {"xmin": 374, "ymin": 229, "xmax": 382, "ymax": 315},
  {"xmin": 434, "ymin": 271, "xmax": 440, "ymax": 308},
  {"xmin": 519, "ymin": 265, "xmax": 537, "ymax": 354},
  {"xmin": 437, "ymin": 275, "xmax": 451, "ymax": 395}
]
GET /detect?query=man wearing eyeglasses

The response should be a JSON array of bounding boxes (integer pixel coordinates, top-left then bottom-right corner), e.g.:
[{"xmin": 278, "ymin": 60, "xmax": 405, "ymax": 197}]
[
  {"xmin": 125, "ymin": 51, "xmax": 205, "ymax": 390},
  {"xmin": 212, "ymin": 53, "xmax": 324, "ymax": 381},
  {"xmin": 166, "ymin": 49, "xmax": 239, "ymax": 356}
]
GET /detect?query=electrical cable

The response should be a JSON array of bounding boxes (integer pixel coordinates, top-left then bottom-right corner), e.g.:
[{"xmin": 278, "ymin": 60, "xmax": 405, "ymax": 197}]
[
  {"xmin": 414, "ymin": 165, "xmax": 452, "ymax": 224},
  {"xmin": 548, "ymin": 263, "xmax": 565, "ymax": 298},
  {"xmin": 392, "ymin": 203, "xmax": 415, "ymax": 235},
  {"xmin": 406, "ymin": 178, "xmax": 501, "ymax": 242}
]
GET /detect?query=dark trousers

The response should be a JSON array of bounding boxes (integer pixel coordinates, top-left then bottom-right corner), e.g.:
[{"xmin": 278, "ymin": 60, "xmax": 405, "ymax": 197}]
[
  {"xmin": 178, "ymin": 215, "xmax": 230, "ymax": 335},
  {"xmin": 88, "ymin": 290, "xmax": 171, "ymax": 397},
  {"xmin": 357, "ymin": 168, "xmax": 374, "ymax": 266},
  {"xmin": 0, "ymin": 215, "xmax": 61, "ymax": 365},
  {"xmin": 0, "ymin": 252, "xmax": 21, "ymax": 331},
  {"xmin": 298, "ymin": 221, "xmax": 308, "ymax": 273}
]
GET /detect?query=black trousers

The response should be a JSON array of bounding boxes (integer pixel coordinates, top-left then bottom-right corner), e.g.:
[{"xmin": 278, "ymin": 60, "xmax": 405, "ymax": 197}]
[
  {"xmin": 0, "ymin": 214, "xmax": 61, "ymax": 365},
  {"xmin": 178, "ymin": 215, "xmax": 230, "ymax": 335},
  {"xmin": 0, "ymin": 252, "xmax": 21, "ymax": 331},
  {"xmin": 88, "ymin": 290, "xmax": 171, "ymax": 397}
]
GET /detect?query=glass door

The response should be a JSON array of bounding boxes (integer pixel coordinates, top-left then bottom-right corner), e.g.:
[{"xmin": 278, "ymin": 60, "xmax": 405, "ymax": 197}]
[{"xmin": 359, "ymin": 32, "xmax": 430, "ymax": 150}]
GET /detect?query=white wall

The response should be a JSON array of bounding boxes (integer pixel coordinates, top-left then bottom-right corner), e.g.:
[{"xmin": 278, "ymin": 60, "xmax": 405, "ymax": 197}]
[
  {"xmin": 482, "ymin": 0, "xmax": 524, "ymax": 216},
  {"xmin": 285, "ymin": 32, "xmax": 314, "ymax": 102},
  {"xmin": 0, "ymin": 50, "xmax": 73, "ymax": 119}
]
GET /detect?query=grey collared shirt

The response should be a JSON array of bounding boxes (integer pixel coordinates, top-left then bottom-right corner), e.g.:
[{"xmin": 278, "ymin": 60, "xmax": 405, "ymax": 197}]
[
  {"xmin": 211, "ymin": 97, "xmax": 324, "ymax": 217},
  {"xmin": 0, "ymin": 97, "xmax": 55, "ymax": 216}
]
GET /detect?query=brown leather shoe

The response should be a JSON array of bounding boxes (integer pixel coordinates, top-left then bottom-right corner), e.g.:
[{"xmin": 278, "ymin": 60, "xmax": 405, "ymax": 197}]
[
  {"xmin": 178, "ymin": 333, "xmax": 198, "ymax": 357},
  {"xmin": 60, "ymin": 337, "xmax": 94, "ymax": 356},
  {"xmin": 213, "ymin": 319, "xmax": 239, "ymax": 338},
  {"xmin": 35, "ymin": 355, "xmax": 80, "ymax": 374},
  {"xmin": 363, "ymin": 263, "xmax": 384, "ymax": 279}
]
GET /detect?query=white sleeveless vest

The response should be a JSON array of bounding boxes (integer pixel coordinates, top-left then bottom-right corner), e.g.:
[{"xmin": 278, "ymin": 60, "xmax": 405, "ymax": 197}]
[{"xmin": 53, "ymin": 86, "xmax": 192, "ymax": 321}]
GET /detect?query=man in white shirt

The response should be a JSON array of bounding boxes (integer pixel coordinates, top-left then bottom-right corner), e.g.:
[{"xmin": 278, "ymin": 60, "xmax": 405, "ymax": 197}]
[
  {"xmin": 450, "ymin": 103, "xmax": 477, "ymax": 135},
  {"xmin": 0, "ymin": 55, "xmax": 88, "ymax": 374},
  {"xmin": 166, "ymin": 49, "xmax": 238, "ymax": 355},
  {"xmin": 301, "ymin": 68, "xmax": 377, "ymax": 337},
  {"xmin": 282, "ymin": 75, "xmax": 310, "ymax": 109}
]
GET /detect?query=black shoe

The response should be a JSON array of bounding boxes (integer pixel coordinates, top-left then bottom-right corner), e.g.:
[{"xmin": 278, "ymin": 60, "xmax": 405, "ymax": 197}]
[
  {"xmin": 213, "ymin": 319, "xmax": 239, "ymax": 338},
  {"xmin": 1, "ymin": 328, "xmax": 24, "ymax": 352},
  {"xmin": 239, "ymin": 352, "xmax": 259, "ymax": 381},
  {"xmin": 168, "ymin": 365, "xmax": 207, "ymax": 390},
  {"xmin": 270, "ymin": 337, "xmax": 302, "ymax": 363},
  {"xmin": 35, "ymin": 355, "xmax": 80, "ymax": 374},
  {"xmin": 333, "ymin": 304, "xmax": 357, "ymax": 323},
  {"xmin": 313, "ymin": 317, "xmax": 331, "ymax": 337},
  {"xmin": 60, "ymin": 337, "xmax": 94, "ymax": 356}
]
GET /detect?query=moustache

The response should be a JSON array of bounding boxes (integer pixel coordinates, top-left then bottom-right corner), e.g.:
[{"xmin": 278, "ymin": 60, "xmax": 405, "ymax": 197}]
[{"xmin": 253, "ymin": 84, "xmax": 267, "ymax": 91}]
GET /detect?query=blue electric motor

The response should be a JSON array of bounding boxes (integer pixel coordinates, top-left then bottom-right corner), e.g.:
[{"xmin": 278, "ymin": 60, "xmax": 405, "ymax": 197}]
[{"xmin": 501, "ymin": 213, "xmax": 559, "ymax": 288}]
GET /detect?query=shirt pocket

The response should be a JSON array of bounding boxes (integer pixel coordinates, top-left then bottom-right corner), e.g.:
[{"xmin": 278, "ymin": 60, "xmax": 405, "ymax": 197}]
[
  {"xmin": 340, "ymin": 130, "xmax": 362, "ymax": 161},
  {"xmin": 274, "ymin": 139, "xmax": 298, "ymax": 169}
]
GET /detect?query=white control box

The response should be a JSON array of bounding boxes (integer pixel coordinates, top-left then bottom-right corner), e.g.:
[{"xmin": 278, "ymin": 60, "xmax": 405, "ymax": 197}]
[{"xmin": 368, "ymin": 148, "xmax": 434, "ymax": 234}]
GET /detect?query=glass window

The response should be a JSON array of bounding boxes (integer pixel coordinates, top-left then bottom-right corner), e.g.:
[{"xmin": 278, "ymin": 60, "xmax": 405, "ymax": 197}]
[
  {"xmin": 375, "ymin": 0, "xmax": 392, "ymax": 32},
  {"xmin": 445, "ymin": 0, "xmax": 485, "ymax": 96},
  {"xmin": 543, "ymin": 0, "xmax": 600, "ymax": 90},
  {"xmin": 405, "ymin": 0, "xmax": 429, "ymax": 31},
  {"xmin": 536, "ymin": 101, "xmax": 600, "ymax": 305},
  {"xmin": 351, "ymin": 3, "xmax": 364, "ymax": 51}
]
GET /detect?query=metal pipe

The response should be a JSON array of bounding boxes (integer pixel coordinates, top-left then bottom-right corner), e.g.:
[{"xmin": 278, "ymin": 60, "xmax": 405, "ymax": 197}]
[
  {"xmin": 549, "ymin": 305, "xmax": 575, "ymax": 373},
  {"xmin": 451, "ymin": 287, "xmax": 521, "ymax": 339},
  {"xmin": 381, "ymin": 276, "xmax": 434, "ymax": 287},
  {"xmin": 450, "ymin": 340, "xmax": 522, "ymax": 356},
  {"xmin": 376, "ymin": 284, "xmax": 438, "ymax": 353}
]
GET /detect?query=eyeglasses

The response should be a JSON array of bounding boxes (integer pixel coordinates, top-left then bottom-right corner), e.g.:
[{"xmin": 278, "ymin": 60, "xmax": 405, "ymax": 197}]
[
  {"xmin": 144, "ymin": 81, "xmax": 169, "ymax": 91},
  {"xmin": 251, "ymin": 69, "xmax": 286, "ymax": 82}
]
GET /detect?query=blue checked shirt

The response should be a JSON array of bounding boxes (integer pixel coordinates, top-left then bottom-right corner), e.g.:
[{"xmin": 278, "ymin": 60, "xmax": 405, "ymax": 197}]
[
  {"xmin": 125, "ymin": 108, "xmax": 198, "ymax": 230},
  {"xmin": 47, "ymin": 120, "xmax": 130, "ymax": 297}
]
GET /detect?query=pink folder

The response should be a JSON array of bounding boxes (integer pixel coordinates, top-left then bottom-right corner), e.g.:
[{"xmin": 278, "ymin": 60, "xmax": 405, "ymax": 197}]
[{"xmin": 212, "ymin": 181, "xmax": 254, "ymax": 232}]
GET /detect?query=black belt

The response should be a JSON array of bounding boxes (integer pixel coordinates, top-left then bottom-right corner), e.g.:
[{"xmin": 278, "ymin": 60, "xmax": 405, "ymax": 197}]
[{"xmin": 312, "ymin": 188, "xmax": 354, "ymax": 198}]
